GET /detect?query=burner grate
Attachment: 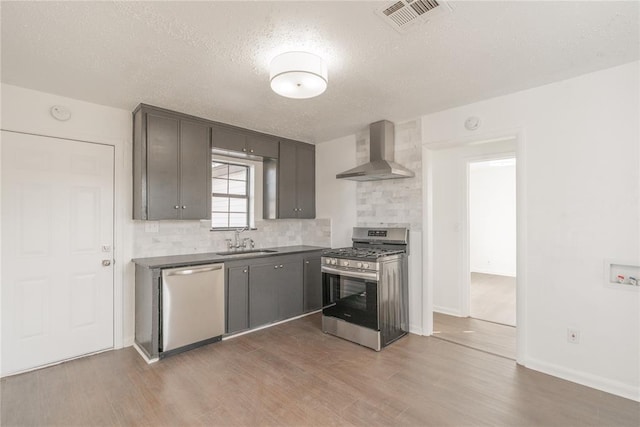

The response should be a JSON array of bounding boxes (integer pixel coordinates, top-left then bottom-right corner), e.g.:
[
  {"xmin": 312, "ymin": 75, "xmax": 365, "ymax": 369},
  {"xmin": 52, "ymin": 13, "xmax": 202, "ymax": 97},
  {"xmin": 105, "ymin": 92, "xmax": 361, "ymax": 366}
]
[{"xmin": 322, "ymin": 247, "xmax": 405, "ymax": 260}]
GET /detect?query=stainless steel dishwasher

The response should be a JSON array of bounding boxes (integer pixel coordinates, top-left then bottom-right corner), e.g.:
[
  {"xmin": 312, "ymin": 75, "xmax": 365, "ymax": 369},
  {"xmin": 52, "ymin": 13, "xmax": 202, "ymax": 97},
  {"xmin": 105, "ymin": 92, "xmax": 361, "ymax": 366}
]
[{"xmin": 161, "ymin": 263, "xmax": 225, "ymax": 354}]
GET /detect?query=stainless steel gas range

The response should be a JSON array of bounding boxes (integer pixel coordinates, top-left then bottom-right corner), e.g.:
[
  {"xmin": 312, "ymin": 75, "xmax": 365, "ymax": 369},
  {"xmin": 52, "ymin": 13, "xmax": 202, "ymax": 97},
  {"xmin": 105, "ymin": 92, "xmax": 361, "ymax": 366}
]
[{"xmin": 321, "ymin": 227, "xmax": 409, "ymax": 351}]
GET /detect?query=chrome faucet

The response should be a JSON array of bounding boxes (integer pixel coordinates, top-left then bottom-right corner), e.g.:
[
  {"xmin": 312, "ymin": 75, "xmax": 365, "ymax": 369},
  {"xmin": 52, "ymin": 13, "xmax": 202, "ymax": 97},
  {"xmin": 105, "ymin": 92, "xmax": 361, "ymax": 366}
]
[{"xmin": 226, "ymin": 227, "xmax": 253, "ymax": 251}]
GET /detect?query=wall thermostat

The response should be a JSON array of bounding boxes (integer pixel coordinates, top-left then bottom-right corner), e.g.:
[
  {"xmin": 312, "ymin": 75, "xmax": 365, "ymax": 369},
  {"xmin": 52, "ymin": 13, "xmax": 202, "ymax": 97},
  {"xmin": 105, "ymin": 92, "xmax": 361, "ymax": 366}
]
[
  {"xmin": 464, "ymin": 116, "xmax": 481, "ymax": 131},
  {"xmin": 50, "ymin": 105, "xmax": 72, "ymax": 121}
]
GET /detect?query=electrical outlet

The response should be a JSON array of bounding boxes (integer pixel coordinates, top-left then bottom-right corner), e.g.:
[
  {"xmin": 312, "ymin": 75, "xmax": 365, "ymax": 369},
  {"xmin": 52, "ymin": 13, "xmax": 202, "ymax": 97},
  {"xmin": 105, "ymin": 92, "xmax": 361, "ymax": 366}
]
[{"xmin": 567, "ymin": 328, "xmax": 580, "ymax": 344}]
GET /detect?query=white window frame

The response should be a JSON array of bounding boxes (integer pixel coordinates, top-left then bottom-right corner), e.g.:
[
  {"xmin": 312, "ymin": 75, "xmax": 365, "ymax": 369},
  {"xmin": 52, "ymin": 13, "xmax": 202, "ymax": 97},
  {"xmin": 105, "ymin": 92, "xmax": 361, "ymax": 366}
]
[{"xmin": 211, "ymin": 160, "xmax": 250, "ymax": 230}]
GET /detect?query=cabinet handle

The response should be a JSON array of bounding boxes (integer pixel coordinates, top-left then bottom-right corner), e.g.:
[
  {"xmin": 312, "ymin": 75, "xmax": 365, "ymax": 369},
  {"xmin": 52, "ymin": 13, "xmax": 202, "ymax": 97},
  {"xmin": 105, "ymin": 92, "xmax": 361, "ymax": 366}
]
[
  {"xmin": 280, "ymin": 264, "xmax": 283, "ymax": 268},
  {"xmin": 305, "ymin": 261, "xmax": 309, "ymax": 264},
  {"xmin": 174, "ymin": 205, "xmax": 179, "ymax": 209},
  {"xmin": 274, "ymin": 265, "xmax": 278, "ymax": 269},
  {"xmin": 243, "ymin": 269, "xmax": 247, "ymax": 273},
  {"xmin": 242, "ymin": 148, "xmax": 247, "ymax": 152},
  {"xmin": 250, "ymin": 149, "xmax": 254, "ymax": 153},
  {"xmin": 299, "ymin": 208, "xmax": 303, "ymax": 211}
]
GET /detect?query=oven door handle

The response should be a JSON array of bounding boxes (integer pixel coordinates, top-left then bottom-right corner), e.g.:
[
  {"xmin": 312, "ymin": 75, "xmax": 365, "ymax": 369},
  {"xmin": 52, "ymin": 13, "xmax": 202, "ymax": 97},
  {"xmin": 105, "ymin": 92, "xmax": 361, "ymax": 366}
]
[{"xmin": 321, "ymin": 266, "xmax": 378, "ymax": 281}]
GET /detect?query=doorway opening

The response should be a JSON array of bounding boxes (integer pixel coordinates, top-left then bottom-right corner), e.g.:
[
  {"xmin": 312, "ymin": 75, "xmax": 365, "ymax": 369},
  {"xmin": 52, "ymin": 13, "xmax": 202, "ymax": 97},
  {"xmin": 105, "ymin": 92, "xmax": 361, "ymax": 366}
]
[
  {"xmin": 426, "ymin": 136, "xmax": 520, "ymax": 361},
  {"xmin": 468, "ymin": 157, "xmax": 516, "ymax": 327}
]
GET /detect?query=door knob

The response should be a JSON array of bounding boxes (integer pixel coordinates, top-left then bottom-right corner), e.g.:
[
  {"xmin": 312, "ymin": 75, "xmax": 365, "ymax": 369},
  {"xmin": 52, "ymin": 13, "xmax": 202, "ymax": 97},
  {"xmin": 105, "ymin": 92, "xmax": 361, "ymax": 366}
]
[{"xmin": 102, "ymin": 260, "xmax": 112, "ymax": 267}]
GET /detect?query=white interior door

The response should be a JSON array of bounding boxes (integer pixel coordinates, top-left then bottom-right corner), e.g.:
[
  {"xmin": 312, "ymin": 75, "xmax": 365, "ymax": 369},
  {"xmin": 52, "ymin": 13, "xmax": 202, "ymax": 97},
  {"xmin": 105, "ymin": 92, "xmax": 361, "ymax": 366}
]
[{"xmin": 1, "ymin": 131, "xmax": 115, "ymax": 376}]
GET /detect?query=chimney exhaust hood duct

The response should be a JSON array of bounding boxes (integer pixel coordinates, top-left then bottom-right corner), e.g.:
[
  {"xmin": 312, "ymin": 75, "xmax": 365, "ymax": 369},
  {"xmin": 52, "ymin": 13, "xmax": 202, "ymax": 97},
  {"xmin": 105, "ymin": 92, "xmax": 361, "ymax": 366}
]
[{"xmin": 336, "ymin": 120, "xmax": 415, "ymax": 181}]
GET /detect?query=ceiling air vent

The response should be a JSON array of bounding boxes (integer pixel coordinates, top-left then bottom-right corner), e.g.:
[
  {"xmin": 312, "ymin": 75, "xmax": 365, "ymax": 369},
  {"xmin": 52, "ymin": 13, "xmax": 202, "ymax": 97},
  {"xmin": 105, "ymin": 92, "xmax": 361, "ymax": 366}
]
[{"xmin": 376, "ymin": 0, "xmax": 452, "ymax": 33}]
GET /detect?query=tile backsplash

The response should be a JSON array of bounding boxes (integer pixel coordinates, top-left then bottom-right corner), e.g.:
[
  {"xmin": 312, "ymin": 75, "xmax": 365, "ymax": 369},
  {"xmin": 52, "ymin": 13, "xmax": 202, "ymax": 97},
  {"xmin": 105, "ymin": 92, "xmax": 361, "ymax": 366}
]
[
  {"xmin": 133, "ymin": 218, "xmax": 331, "ymax": 258},
  {"xmin": 356, "ymin": 118, "xmax": 423, "ymax": 231}
]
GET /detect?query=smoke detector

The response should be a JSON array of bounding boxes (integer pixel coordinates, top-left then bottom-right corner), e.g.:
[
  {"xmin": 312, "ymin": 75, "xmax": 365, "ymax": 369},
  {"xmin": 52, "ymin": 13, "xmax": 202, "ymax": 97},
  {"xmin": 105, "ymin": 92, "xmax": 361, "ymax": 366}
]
[{"xmin": 376, "ymin": 0, "xmax": 452, "ymax": 33}]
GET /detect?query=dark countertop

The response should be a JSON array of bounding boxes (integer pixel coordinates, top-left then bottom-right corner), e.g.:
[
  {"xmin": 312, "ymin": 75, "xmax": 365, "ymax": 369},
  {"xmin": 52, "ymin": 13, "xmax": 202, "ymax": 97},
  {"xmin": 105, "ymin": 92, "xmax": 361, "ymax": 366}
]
[{"xmin": 132, "ymin": 245, "xmax": 327, "ymax": 269}]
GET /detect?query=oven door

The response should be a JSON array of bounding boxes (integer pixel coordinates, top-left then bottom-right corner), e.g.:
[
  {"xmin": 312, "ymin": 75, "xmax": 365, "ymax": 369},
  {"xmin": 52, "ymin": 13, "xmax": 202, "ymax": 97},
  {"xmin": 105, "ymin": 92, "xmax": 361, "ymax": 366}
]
[{"xmin": 322, "ymin": 266, "xmax": 378, "ymax": 330}]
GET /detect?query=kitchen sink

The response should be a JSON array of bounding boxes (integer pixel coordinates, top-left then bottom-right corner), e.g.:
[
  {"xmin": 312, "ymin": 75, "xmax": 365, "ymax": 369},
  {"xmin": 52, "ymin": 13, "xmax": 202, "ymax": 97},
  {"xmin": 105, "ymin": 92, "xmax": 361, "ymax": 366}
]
[{"xmin": 216, "ymin": 249, "xmax": 278, "ymax": 257}]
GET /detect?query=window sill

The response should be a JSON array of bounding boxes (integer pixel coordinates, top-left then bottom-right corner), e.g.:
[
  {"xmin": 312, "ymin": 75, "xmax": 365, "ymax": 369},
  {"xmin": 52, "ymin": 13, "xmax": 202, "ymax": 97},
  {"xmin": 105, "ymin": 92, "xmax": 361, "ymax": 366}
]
[{"xmin": 210, "ymin": 227, "xmax": 258, "ymax": 232}]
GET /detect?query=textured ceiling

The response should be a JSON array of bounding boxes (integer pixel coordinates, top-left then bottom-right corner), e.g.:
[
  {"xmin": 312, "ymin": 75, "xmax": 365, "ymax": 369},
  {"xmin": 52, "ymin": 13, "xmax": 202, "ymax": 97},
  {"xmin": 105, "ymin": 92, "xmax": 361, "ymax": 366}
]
[{"xmin": 1, "ymin": 1, "xmax": 638, "ymax": 143}]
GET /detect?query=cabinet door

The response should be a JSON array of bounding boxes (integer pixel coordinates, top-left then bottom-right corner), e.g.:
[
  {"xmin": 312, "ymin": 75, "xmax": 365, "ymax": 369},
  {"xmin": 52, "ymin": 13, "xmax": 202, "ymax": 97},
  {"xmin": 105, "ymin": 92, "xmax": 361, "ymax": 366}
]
[
  {"xmin": 303, "ymin": 256, "xmax": 322, "ymax": 312},
  {"xmin": 296, "ymin": 144, "xmax": 316, "ymax": 219},
  {"xmin": 147, "ymin": 113, "xmax": 180, "ymax": 220},
  {"xmin": 277, "ymin": 261, "xmax": 303, "ymax": 320},
  {"xmin": 277, "ymin": 140, "xmax": 298, "ymax": 218},
  {"xmin": 179, "ymin": 120, "xmax": 211, "ymax": 220},
  {"xmin": 212, "ymin": 126, "xmax": 247, "ymax": 153},
  {"xmin": 249, "ymin": 263, "xmax": 279, "ymax": 328},
  {"xmin": 227, "ymin": 265, "xmax": 249, "ymax": 333},
  {"xmin": 247, "ymin": 134, "xmax": 279, "ymax": 158}
]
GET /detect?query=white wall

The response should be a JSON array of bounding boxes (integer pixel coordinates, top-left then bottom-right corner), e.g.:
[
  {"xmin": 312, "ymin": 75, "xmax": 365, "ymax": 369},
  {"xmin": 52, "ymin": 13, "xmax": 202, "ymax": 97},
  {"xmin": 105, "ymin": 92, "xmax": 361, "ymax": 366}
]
[
  {"xmin": 430, "ymin": 139, "xmax": 516, "ymax": 316},
  {"xmin": 422, "ymin": 61, "xmax": 640, "ymax": 401},
  {"xmin": 315, "ymin": 134, "xmax": 357, "ymax": 248},
  {"xmin": 0, "ymin": 83, "xmax": 135, "ymax": 347},
  {"xmin": 469, "ymin": 160, "xmax": 516, "ymax": 276}
]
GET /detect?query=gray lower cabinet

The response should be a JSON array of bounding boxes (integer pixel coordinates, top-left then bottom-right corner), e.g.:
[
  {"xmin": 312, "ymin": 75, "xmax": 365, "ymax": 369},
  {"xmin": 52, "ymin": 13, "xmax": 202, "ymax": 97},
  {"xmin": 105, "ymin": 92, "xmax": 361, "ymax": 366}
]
[
  {"xmin": 226, "ymin": 265, "xmax": 249, "ymax": 334},
  {"xmin": 134, "ymin": 265, "xmax": 161, "ymax": 359},
  {"xmin": 277, "ymin": 260, "xmax": 304, "ymax": 320},
  {"xmin": 248, "ymin": 263, "xmax": 280, "ymax": 328},
  {"xmin": 133, "ymin": 105, "xmax": 211, "ymax": 220},
  {"xmin": 303, "ymin": 256, "xmax": 322, "ymax": 312},
  {"xmin": 249, "ymin": 258, "xmax": 303, "ymax": 328}
]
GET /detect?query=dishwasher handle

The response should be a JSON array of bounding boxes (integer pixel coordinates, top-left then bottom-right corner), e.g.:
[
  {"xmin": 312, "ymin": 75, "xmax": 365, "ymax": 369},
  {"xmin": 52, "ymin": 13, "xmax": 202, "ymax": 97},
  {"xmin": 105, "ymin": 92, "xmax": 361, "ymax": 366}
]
[{"xmin": 165, "ymin": 264, "xmax": 223, "ymax": 276}]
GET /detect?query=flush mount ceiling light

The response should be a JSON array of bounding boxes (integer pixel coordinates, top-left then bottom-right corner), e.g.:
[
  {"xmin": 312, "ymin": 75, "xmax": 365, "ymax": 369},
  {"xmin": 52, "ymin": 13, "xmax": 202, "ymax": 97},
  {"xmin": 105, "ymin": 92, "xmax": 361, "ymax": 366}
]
[{"xmin": 269, "ymin": 51, "xmax": 328, "ymax": 99}]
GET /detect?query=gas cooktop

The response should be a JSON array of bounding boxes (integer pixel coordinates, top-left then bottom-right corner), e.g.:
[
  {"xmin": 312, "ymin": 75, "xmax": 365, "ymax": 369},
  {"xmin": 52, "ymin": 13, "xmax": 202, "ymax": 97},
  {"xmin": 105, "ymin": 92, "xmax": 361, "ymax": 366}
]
[{"xmin": 322, "ymin": 247, "xmax": 405, "ymax": 260}]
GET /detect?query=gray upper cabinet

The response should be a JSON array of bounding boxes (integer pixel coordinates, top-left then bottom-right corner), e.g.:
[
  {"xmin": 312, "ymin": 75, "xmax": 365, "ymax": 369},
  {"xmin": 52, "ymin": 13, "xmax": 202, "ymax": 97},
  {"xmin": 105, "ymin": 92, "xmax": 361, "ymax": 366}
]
[
  {"xmin": 133, "ymin": 105, "xmax": 211, "ymax": 220},
  {"xmin": 247, "ymin": 134, "xmax": 279, "ymax": 159},
  {"xmin": 295, "ymin": 143, "xmax": 316, "ymax": 218},
  {"xmin": 212, "ymin": 125, "xmax": 278, "ymax": 159},
  {"xmin": 211, "ymin": 126, "xmax": 245, "ymax": 153},
  {"xmin": 179, "ymin": 120, "xmax": 212, "ymax": 219},
  {"xmin": 264, "ymin": 139, "xmax": 316, "ymax": 219}
]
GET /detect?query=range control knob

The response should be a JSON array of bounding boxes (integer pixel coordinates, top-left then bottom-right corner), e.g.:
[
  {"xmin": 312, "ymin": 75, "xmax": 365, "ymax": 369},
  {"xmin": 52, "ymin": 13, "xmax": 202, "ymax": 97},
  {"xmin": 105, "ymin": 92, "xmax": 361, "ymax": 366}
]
[
  {"xmin": 342, "ymin": 260, "xmax": 349, "ymax": 267},
  {"xmin": 363, "ymin": 263, "xmax": 370, "ymax": 269},
  {"xmin": 357, "ymin": 262, "xmax": 363, "ymax": 268},
  {"xmin": 331, "ymin": 259, "xmax": 337, "ymax": 265}
]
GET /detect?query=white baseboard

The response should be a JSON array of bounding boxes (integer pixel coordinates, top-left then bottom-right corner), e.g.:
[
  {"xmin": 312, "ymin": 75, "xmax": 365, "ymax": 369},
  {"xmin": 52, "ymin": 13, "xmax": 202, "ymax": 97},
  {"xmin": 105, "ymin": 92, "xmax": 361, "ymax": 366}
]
[
  {"xmin": 123, "ymin": 334, "xmax": 135, "ymax": 349},
  {"xmin": 133, "ymin": 342, "xmax": 159, "ymax": 364},
  {"xmin": 409, "ymin": 324, "xmax": 424, "ymax": 336},
  {"xmin": 523, "ymin": 357, "xmax": 639, "ymax": 402},
  {"xmin": 470, "ymin": 269, "xmax": 516, "ymax": 277},
  {"xmin": 433, "ymin": 305, "xmax": 463, "ymax": 317}
]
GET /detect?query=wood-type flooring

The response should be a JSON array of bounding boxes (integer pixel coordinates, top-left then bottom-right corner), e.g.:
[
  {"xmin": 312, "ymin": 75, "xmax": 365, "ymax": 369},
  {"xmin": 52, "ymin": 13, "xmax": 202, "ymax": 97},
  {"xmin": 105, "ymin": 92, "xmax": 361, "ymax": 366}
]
[
  {"xmin": 470, "ymin": 272, "xmax": 516, "ymax": 326},
  {"xmin": 2, "ymin": 313, "xmax": 638, "ymax": 426},
  {"xmin": 433, "ymin": 312, "xmax": 516, "ymax": 360}
]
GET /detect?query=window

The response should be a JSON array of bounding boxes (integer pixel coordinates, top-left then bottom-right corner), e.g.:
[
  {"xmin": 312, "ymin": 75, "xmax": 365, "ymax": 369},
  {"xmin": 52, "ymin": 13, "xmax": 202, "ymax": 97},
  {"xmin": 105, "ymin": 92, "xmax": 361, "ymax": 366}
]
[{"xmin": 211, "ymin": 161, "xmax": 250, "ymax": 229}]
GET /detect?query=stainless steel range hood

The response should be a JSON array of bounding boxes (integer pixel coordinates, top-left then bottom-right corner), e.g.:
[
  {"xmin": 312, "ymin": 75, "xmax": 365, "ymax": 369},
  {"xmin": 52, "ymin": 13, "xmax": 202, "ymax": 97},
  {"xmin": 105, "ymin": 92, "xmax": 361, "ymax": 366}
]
[{"xmin": 336, "ymin": 120, "xmax": 415, "ymax": 181}]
